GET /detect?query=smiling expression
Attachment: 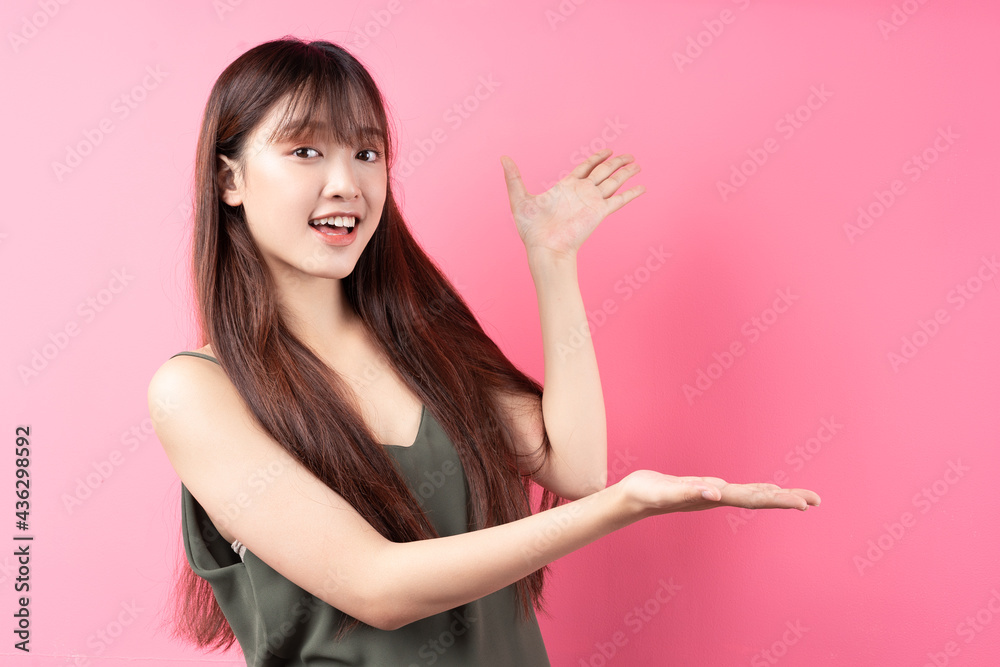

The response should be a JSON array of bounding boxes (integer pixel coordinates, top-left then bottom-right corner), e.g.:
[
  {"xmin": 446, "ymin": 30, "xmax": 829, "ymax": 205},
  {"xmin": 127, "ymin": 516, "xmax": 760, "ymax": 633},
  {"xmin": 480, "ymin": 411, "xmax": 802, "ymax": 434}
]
[{"xmin": 217, "ymin": 94, "xmax": 389, "ymax": 288}]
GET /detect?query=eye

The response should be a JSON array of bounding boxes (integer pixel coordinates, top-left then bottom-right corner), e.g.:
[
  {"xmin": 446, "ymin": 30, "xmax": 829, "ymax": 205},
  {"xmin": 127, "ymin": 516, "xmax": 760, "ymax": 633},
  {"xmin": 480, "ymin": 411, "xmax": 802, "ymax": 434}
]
[
  {"xmin": 357, "ymin": 149, "xmax": 381, "ymax": 162},
  {"xmin": 292, "ymin": 147, "xmax": 320, "ymax": 159}
]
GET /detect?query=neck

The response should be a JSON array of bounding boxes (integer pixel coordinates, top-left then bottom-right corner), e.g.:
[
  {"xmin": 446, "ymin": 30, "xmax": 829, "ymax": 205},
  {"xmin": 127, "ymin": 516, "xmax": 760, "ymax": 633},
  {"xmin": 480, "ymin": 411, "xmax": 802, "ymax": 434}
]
[{"xmin": 273, "ymin": 271, "xmax": 364, "ymax": 363}]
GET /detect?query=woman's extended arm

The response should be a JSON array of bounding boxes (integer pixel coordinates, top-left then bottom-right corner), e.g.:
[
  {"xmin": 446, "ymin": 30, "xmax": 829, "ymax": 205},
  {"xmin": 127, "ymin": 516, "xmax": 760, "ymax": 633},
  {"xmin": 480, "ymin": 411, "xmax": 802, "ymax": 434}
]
[
  {"xmin": 150, "ymin": 354, "xmax": 819, "ymax": 632},
  {"xmin": 500, "ymin": 150, "xmax": 645, "ymax": 499}
]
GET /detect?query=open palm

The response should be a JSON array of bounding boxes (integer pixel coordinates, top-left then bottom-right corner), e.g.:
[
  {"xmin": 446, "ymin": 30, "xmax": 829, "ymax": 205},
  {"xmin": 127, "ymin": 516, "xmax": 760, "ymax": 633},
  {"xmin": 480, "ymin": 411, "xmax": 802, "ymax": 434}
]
[
  {"xmin": 501, "ymin": 149, "xmax": 645, "ymax": 257},
  {"xmin": 619, "ymin": 470, "xmax": 822, "ymax": 518}
]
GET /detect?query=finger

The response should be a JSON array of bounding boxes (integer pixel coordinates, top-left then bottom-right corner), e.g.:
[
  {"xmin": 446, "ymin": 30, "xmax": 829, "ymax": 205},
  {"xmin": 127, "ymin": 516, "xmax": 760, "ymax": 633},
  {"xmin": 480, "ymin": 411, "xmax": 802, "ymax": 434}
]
[
  {"xmin": 773, "ymin": 492, "xmax": 810, "ymax": 511},
  {"xmin": 500, "ymin": 155, "xmax": 529, "ymax": 203},
  {"xmin": 745, "ymin": 482, "xmax": 784, "ymax": 491},
  {"xmin": 722, "ymin": 484, "xmax": 792, "ymax": 509},
  {"xmin": 700, "ymin": 476, "xmax": 729, "ymax": 486},
  {"xmin": 568, "ymin": 148, "xmax": 613, "ymax": 180},
  {"xmin": 788, "ymin": 488, "xmax": 822, "ymax": 506},
  {"xmin": 733, "ymin": 489, "xmax": 803, "ymax": 510},
  {"xmin": 603, "ymin": 184, "xmax": 646, "ymax": 215},
  {"xmin": 679, "ymin": 475, "xmax": 728, "ymax": 488},
  {"xmin": 589, "ymin": 153, "xmax": 635, "ymax": 184},
  {"xmin": 597, "ymin": 163, "xmax": 642, "ymax": 199},
  {"xmin": 768, "ymin": 487, "xmax": 820, "ymax": 507}
]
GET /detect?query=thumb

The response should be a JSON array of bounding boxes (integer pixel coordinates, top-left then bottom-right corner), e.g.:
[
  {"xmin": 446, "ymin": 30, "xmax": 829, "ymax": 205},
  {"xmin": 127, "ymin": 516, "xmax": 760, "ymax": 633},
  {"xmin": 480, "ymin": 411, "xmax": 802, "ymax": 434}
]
[
  {"xmin": 500, "ymin": 155, "xmax": 528, "ymax": 201},
  {"xmin": 698, "ymin": 486, "xmax": 721, "ymax": 502}
]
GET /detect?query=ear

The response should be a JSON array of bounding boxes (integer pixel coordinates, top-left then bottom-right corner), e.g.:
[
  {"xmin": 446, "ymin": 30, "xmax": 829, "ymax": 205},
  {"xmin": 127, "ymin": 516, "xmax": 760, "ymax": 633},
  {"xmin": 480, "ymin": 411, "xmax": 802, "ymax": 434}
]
[{"xmin": 216, "ymin": 154, "xmax": 244, "ymax": 207}]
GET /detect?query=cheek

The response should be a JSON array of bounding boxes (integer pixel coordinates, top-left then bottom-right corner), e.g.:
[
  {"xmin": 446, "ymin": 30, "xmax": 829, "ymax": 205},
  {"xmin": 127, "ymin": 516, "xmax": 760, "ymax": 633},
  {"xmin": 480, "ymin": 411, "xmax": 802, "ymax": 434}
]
[
  {"xmin": 371, "ymin": 185, "xmax": 388, "ymax": 217},
  {"xmin": 246, "ymin": 171, "xmax": 312, "ymax": 227}
]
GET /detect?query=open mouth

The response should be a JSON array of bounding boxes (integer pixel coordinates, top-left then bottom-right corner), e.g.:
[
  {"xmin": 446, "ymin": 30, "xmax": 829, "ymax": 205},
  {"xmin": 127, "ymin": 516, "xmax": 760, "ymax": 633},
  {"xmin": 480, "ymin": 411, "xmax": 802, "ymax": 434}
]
[{"xmin": 308, "ymin": 216, "xmax": 359, "ymax": 236}]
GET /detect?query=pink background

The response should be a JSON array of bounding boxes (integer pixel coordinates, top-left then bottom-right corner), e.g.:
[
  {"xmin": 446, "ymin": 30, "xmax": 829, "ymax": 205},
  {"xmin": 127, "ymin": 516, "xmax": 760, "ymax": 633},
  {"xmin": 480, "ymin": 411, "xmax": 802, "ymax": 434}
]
[{"xmin": 3, "ymin": 0, "xmax": 999, "ymax": 665}]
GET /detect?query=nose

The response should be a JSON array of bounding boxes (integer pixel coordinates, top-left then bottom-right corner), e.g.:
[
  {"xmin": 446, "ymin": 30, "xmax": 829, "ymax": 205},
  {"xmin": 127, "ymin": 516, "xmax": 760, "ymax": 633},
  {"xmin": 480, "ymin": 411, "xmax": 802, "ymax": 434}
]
[{"xmin": 321, "ymin": 150, "xmax": 360, "ymax": 200}]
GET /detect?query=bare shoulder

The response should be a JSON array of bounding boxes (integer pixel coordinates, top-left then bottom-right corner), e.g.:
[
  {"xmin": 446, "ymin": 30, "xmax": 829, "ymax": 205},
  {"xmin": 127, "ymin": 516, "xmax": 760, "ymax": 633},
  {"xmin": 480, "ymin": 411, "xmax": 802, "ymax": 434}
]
[
  {"xmin": 147, "ymin": 347, "xmax": 247, "ymax": 495},
  {"xmin": 147, "ymin": 346, "xmax": 399, "ymax": 627},
  {"xmin": 147, "ymin": 343, "xmax": 220, "ymax": 402},
  {"xmin": 147, "ymin": 348, "xmax": 227, "ymax": 437}
]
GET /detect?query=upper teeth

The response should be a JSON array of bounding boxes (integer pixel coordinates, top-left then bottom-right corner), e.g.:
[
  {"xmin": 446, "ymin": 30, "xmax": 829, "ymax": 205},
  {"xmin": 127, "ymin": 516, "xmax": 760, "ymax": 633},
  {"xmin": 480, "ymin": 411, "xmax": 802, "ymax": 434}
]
[{"xmin": 313, "ymin": 216, "xmax": 357, "ymax": 228}]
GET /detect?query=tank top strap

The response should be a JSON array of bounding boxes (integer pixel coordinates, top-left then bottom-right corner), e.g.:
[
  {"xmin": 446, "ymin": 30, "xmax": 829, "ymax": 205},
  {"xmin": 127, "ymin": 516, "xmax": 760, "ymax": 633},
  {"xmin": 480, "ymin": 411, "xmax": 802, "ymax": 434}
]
[{"xmin": 170, "ymin": 350, "xmax": 220, "ymax": 365}]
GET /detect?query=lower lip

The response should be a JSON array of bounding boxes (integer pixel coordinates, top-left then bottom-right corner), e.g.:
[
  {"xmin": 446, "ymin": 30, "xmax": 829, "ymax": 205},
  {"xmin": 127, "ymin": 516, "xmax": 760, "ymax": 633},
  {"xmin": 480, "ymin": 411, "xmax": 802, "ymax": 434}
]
[{"xmin": 310, "ymin": 222, "xmax": 359, "ymax": 246}]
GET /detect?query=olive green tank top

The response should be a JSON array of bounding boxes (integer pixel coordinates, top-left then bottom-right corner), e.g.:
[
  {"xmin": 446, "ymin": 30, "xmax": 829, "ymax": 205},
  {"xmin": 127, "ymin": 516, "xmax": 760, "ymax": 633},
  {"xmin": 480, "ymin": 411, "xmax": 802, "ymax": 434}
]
[{"xmin": 172, "ymin": 351, "xmax": 550, "ymax": 666}]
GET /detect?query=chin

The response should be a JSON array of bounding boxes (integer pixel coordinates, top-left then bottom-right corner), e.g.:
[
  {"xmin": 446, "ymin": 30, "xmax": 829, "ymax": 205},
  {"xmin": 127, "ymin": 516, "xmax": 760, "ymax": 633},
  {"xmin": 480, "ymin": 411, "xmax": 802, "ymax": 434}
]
[{"xmin": 307, "ymin": 260, "xmax": 362, "ymax": 281}]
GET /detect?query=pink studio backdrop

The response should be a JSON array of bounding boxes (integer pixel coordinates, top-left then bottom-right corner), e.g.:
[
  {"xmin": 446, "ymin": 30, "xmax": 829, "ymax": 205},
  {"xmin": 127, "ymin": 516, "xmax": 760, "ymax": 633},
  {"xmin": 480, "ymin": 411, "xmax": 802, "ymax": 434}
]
[{"xmin": 3, "ymin": 0, "xmax": 998, "ymax": 665}]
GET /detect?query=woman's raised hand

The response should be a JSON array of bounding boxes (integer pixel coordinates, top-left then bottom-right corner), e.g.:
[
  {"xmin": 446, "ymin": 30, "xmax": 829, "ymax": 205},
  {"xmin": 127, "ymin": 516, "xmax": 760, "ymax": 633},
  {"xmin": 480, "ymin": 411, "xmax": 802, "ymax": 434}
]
[
  {"xmin": 617, "ymin": 470, "xmax": 821, "ymax": 520},
  {"xmin": 501, "ymin": 149, "xmax": 646, "ymax": 259}
]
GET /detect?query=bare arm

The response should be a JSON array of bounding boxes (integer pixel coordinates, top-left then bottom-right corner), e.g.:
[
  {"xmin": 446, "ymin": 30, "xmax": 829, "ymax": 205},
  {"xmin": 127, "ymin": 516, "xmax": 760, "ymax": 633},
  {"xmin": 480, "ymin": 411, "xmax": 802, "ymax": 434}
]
[
  {"xmin": 150, "ymin": 354, "xmax": 819, "ymax": 632},
  {"xmin": 500, "ymin": 150, "xmax": 645, "ymax": 499}
]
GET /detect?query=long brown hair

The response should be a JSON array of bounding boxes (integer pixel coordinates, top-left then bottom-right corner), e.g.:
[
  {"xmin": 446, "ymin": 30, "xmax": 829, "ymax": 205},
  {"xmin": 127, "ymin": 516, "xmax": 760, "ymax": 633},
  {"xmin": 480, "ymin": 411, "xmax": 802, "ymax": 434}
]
[{"xmin": 172, "ymin": 36, "xmax": 560, "ymax": 649}]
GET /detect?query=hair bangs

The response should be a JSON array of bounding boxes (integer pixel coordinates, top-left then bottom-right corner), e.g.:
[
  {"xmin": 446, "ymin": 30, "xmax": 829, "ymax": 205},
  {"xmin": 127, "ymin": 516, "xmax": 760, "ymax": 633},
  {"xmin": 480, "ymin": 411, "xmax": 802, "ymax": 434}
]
[{"xmin": 266, "ymin": 71, "xmax": 388, "ymax": 154}]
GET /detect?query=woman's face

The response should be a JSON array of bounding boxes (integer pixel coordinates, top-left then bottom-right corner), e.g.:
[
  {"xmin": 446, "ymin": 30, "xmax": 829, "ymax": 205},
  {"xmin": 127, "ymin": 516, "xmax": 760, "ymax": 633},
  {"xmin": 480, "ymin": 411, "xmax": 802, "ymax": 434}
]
[{"xmin": 218, "ymin": 97, "xmax": 388, "ymax": 287}]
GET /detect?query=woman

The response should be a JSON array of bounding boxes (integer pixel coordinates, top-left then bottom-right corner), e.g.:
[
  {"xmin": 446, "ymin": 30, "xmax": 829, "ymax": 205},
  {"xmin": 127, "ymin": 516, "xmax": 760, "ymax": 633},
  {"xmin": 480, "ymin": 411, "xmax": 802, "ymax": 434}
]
[{"xmin": 148, "ymin": 37, "xmax": 820, "ymax": 665}]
